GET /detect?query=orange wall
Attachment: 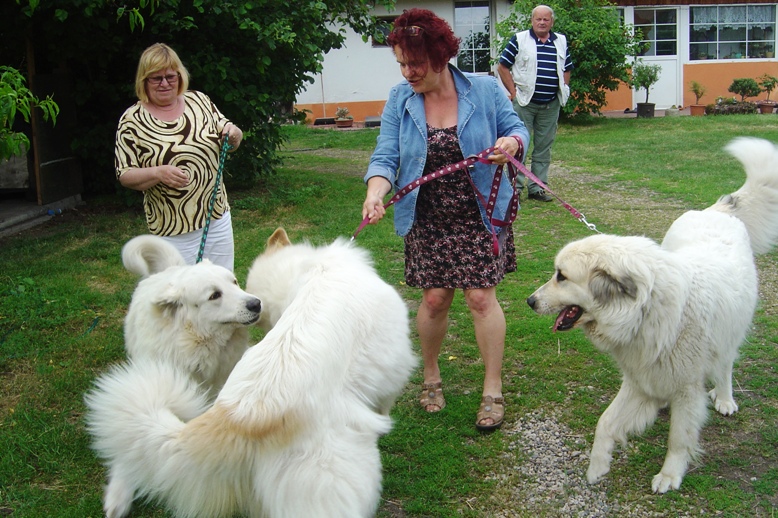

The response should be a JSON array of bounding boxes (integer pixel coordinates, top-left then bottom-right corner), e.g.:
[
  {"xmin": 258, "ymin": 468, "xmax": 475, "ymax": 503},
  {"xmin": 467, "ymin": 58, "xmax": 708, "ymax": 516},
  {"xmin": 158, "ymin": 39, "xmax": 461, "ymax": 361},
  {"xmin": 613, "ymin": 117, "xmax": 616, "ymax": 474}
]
[
  {"xmin": 603, "ymin": 84, "xmax": 633, "ymax": 112},
  {"xmin": 296, "ymin": 101, "xmax": 387, "ymax": 123},
  {"xmin": 603, "ymin": 62, "xmax": 778, "ymax": 111},
  {"xmin": 301, "ymin": 62, "xmax": 778, "ymax": 121},
  {"xmin": 683, "ymin": 62, "xmax": 778, "ymax": 106}
]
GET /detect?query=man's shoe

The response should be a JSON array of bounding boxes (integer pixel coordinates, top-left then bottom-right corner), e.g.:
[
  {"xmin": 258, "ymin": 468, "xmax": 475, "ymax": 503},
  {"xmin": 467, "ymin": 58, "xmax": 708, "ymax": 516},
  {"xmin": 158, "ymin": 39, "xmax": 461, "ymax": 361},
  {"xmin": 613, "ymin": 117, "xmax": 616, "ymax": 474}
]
[{"xmin": 528, "ymin": 190, "xmax": 553, "ymax": 202}]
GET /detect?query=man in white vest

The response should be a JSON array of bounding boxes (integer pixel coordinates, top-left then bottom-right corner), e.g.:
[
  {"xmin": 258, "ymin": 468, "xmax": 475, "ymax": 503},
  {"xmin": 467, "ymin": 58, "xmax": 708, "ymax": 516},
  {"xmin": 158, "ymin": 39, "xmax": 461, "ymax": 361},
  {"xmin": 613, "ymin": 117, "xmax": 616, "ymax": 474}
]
[{"xmin": 498, "ymin": 5, "xmax": 573, "ymax": 202}]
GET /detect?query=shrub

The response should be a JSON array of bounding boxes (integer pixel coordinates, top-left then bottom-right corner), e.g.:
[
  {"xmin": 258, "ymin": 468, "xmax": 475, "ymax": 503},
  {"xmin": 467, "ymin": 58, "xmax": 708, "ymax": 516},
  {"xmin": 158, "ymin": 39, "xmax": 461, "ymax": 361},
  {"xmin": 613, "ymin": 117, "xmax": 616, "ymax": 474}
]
[{"xmin": 728, "ymin": 78, "xmax": 761, "ymax": 101}]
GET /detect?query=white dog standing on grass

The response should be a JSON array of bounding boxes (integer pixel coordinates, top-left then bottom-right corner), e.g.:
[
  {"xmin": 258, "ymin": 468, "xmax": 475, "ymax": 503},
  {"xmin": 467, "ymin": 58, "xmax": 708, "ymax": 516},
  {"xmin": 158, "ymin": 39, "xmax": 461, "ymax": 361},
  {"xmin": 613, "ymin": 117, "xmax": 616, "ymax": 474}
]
[
  {"xmin": 527, "ymin": 137, "xmax": 778, "ymax": 493},
  {"xmin": 86, "ymin": 229, "xmax": 416, "ymax": 518},
  {"xmin": 120, "ymin": 235, "xmax": 261, "ymax": 399}
]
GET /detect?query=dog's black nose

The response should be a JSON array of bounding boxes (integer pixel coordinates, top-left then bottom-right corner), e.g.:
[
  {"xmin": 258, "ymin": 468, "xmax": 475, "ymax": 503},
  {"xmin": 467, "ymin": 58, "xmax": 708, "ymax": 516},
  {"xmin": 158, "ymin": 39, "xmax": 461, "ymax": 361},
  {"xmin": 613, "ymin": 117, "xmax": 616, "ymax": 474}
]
[
  {"xmin": 526, "ymin": 296, "xmax": 536, "ymax": 309},
  {"xmin": 247, "ymin": 297, "xmax": 262, "ymax": 313}
]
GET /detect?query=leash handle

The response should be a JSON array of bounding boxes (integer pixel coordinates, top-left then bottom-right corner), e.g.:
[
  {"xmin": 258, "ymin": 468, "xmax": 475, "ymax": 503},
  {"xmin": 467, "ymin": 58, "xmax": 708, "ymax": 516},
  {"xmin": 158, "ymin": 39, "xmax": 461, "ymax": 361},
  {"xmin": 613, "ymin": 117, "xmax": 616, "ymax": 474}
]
[{"xmin": 197, "ymin": 132, "xmax": 233, "ymax": 263}]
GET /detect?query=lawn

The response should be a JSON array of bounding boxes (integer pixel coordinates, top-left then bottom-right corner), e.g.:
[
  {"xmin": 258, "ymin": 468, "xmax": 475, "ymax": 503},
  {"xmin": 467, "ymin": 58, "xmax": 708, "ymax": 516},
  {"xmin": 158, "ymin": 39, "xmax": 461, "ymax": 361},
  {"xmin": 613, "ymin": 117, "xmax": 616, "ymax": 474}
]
[{"xmin": 1, "ymin": 114, "xmax": 777, "ymax": 517}]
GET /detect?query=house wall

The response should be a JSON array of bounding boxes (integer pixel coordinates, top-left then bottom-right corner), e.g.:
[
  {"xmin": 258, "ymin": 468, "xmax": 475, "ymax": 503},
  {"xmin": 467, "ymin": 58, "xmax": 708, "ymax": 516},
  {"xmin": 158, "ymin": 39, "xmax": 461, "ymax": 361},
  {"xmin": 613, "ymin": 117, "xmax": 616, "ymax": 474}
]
[
  {"xmin": 602, "ymin": 61, "xmax": 778, "ymax": 112},
  {"xmin": 683, "ymin": 61, "xmax": 778, "ymax": 105},
  {"xmin": 296, "ymin": 0, "xmax": 514, "ymax": 122},
  {"xmin": 296, "ymin": 1, "xmax": 778, "ymax": 120}
]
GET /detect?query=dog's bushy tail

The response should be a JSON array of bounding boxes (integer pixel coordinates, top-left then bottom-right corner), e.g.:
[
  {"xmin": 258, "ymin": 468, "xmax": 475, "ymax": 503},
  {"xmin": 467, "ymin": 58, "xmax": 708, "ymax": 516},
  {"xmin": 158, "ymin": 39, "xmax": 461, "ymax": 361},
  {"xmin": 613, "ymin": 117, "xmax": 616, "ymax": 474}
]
[
  {"xmin": 710, "ymin": 137, "xmax": 778, "ymax": 254},
  {"xmin": 85, "ymin": 360, "xmax": 241, "ymax": 518},
  {"xmin": 122, "ymin": 235, "xmax": 187, "ymax": 277}
]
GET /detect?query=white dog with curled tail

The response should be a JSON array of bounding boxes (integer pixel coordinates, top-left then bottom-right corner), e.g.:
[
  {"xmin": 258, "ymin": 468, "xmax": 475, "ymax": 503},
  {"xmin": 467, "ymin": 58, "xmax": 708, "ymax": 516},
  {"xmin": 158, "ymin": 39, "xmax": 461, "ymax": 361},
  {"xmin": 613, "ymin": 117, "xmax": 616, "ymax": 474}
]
[
  {"xmin": 86, "ymin": 229, "xmax": 415, "ymax": 517},
  {"xmin": 527, "ymin": 137, "xmax": 778, "ymax": 493}
]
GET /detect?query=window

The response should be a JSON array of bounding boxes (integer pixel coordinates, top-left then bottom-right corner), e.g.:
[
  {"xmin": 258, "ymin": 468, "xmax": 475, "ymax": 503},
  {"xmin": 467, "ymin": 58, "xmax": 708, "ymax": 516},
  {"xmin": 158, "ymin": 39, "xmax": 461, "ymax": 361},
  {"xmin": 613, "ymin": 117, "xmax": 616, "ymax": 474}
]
[
  {"xmin": 690, "ymin": 5, "xmax": 776, "ymax": 60},
  {"xmin": 635, "ymin": 8, "xmax": 677, "ymax": 56},
  {"xmin": 455, "ymin": 1, "xmax": 491, "ymax": 73}
]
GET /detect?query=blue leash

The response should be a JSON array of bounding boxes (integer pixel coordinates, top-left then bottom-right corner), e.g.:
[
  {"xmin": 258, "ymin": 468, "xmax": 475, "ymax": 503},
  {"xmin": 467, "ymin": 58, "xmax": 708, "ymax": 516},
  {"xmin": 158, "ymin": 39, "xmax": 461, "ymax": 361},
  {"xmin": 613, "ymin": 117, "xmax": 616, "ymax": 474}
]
[{"xmin": 196, "ymin": 134, "xmax": 232, "ymax": 263}]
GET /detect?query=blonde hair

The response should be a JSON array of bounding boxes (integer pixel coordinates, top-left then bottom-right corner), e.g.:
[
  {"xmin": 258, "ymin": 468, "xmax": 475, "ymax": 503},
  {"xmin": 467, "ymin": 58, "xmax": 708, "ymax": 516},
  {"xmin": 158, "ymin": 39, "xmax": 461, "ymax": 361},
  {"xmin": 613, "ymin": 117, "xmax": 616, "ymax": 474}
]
[{"xmin": 134, "ymin": 43, "xmax": 190, "ymax": 102}]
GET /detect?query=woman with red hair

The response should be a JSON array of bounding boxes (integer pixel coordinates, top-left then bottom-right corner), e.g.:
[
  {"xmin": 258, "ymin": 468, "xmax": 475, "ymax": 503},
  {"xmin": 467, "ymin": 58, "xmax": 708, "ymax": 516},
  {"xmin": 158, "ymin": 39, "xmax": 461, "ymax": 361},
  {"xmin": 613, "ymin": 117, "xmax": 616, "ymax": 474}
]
[{"xmin": 362, "ymin": 9, "xmax": 529, "ymax": 431}]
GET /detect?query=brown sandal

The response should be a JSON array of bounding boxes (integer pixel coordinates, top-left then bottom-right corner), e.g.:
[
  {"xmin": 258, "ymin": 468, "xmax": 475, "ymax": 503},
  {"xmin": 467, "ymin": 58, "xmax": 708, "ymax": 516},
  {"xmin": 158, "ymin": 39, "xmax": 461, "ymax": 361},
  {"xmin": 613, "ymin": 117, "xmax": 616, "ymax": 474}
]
[
  {"xmin": 419, "ymin": 382, "xmax": 445, "ymax": 413},
  {"xmin": 476, "ymin": 395, "xmax": 505, "ymax": 431}
]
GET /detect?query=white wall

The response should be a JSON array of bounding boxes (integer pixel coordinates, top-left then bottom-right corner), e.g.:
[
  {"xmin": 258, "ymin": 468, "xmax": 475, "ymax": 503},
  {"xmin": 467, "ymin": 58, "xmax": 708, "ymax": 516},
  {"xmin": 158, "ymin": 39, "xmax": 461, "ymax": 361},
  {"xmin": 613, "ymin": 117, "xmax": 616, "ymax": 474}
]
[{"xmin": 296, "ymin": 1, "xmax": 515, "ymax": 116}]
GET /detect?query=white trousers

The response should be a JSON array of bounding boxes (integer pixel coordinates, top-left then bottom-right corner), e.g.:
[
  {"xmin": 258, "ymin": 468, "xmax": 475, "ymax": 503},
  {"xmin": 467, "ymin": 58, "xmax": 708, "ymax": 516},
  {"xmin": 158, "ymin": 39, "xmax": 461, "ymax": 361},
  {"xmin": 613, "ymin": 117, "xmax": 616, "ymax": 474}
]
[{"xmin": 161, "ymin": 211, "xmax": 235, "ymax": 271}]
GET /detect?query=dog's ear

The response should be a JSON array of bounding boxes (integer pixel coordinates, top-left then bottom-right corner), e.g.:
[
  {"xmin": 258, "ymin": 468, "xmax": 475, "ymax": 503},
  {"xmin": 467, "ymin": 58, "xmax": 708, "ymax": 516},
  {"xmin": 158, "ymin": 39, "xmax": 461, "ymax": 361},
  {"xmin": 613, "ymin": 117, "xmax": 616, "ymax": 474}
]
[
  {"xmin": 152, "ymin": 282, "xmax": 184, "ymax": 316},
  {"xmin": 266, "ymin": 227, "xmax": 292, "ymax": 253},
  {"xmin": 590, "ymin": 268, "xmax": 638, "ymax": 304}
]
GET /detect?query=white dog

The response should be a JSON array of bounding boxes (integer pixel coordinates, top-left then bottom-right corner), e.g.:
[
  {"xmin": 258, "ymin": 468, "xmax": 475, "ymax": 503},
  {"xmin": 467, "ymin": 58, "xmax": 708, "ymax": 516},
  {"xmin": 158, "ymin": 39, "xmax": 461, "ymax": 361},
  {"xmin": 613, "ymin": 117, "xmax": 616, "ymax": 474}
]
[
  {"xmin": 526, "ymin": 137, "xmax": 778, "ymax": 493},
  {"xmin": 120, "ymin": 235, "xmax": 261, "ymax": 399},
  {"xmin": 85, "ymin": 229, "xmax": 416, "ymax": 518}
]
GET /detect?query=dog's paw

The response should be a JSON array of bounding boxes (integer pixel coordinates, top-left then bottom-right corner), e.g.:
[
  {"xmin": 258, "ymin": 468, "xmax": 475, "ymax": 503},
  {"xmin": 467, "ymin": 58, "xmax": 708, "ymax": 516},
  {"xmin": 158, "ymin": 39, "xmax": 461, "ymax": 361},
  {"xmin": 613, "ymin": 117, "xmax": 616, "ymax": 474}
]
[
  {"xmin": 586, "ymin": 459, "xmax": 610, "ymax": 485},
  {"xmin": 708, "ymin": 389, "xmax": 738, "ymax": 416},
  {"xmin": 651, "ymin": 471, "xmax": 682, "ymax": 493}
]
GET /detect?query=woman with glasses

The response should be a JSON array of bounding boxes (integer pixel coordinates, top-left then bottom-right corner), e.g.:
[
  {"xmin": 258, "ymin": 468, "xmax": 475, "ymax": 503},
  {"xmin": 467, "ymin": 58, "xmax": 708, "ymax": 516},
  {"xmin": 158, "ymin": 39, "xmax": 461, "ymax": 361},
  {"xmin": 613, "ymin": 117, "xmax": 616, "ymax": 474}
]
[
  {"xmin": 115, "ymin": 43, "xmax": 243, "ymax": 271},
  {"xmin": 361, "ymin": 9, "xmax": 529, "ymax": 431}
]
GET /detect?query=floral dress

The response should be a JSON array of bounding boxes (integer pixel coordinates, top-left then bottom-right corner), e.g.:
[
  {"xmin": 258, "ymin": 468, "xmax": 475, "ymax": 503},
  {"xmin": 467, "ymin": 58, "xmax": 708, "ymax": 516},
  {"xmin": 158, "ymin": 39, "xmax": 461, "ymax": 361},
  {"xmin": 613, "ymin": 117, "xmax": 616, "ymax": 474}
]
[{"xmin": 404, "ymin": 125, "xmax": 517, "ymax": 289}]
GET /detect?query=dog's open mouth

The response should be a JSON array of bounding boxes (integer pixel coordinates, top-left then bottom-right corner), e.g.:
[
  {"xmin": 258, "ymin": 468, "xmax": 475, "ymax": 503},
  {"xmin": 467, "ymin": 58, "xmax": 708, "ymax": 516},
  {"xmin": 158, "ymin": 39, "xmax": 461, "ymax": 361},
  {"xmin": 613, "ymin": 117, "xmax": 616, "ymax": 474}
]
[{"xmin": 554, "ymin": 305, "xmax": 582, "ymax": 331}]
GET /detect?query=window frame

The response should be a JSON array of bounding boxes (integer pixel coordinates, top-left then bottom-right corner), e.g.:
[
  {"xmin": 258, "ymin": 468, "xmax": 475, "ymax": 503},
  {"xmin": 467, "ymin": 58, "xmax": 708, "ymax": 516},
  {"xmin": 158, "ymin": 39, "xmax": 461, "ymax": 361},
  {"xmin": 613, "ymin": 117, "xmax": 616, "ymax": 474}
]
[{"xmin": 689, "ymin": 4, "xmax": 776, "ymax": 61}]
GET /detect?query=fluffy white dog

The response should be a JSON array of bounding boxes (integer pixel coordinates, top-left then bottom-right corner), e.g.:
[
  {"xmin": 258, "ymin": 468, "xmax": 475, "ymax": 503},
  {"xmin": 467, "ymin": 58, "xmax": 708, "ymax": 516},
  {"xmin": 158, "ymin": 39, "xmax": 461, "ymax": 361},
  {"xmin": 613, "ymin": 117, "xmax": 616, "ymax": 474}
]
[
  {"xmin": 120, "ymin": 235, "xmax": 261, "ymax": 398},
  {"xmin": 86, "ymin": 229, "xmax": 416, "ymax": 518},
  {"xmin": 526, "ymin": 137, "xmax": 778, "ymax": 493}
]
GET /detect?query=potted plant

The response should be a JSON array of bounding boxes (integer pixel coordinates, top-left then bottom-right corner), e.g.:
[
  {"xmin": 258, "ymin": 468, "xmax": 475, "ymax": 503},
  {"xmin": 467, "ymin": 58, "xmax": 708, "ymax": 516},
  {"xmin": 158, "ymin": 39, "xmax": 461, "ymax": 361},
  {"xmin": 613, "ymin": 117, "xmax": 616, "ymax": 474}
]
[
  {"xmin": 630, "ymin": 60, "xmax": 661, "ymax": 118},
  {"xmin": 334, "ymin": 106, "xmax": 353, "ymax": 128},
  {"xmin": 757, "ymin": 74, "xmax": 778, "ymax": 114},
  {"xmin": 689, "ymin": 80, "xmax": 707, "ymax": 116}
]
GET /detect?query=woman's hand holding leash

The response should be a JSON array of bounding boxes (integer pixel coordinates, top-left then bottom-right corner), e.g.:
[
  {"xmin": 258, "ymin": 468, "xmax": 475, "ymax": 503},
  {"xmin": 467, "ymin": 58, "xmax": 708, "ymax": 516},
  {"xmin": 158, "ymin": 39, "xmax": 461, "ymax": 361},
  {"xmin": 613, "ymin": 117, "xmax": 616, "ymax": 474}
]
[
  {"xmin": 488, "ymin": 136, "xmax": 523, "ymax": 164},
  {"xmin": 362, "ymin": 177, "xmax": 393, "ymax": 224}
]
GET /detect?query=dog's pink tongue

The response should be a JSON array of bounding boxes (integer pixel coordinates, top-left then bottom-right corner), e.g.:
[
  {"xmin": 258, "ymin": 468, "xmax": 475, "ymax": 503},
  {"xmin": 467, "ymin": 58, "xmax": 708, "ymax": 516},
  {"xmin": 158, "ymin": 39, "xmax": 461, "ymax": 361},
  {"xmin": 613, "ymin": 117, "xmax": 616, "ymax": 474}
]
[{"xmin": 553, "ymin": 312, "xmax": 565, "ymax": 332}]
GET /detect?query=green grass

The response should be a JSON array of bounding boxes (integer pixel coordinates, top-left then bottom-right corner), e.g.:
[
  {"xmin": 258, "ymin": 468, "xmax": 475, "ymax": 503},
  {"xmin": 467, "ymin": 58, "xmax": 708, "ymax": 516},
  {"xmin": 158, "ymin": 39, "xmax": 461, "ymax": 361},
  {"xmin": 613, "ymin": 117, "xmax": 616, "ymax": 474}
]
[{"xmin": 1, "ymin": 114, "xmax": 777, "ymax": 516}]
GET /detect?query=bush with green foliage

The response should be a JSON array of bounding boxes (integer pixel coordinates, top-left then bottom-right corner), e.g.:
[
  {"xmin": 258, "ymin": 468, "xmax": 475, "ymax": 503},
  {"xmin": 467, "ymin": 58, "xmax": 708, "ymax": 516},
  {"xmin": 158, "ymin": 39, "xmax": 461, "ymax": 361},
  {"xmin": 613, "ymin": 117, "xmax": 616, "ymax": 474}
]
[
  {"xmin": 1, "ymin": 0, "xmax": 391, "ymax": 194},
  {"xmin": 496, "ymin": 0, "xmax": 643, "ymax": 116},
  {"xmin": 728, "ymin": 78, "xmax": 761, "ymax": 101},
  {"xmin": 0, "ymin": 65, "xmax": 59, "ymax": 161}
]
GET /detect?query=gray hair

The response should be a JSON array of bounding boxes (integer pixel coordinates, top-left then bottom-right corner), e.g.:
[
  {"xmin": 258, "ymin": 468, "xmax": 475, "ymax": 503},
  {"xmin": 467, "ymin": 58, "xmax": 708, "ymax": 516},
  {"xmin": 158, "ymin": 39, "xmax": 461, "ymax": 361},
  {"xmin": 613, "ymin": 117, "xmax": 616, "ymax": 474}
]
[{"xmin": 532, "ymin": 5, "xmax": 555, "ymax": 20}]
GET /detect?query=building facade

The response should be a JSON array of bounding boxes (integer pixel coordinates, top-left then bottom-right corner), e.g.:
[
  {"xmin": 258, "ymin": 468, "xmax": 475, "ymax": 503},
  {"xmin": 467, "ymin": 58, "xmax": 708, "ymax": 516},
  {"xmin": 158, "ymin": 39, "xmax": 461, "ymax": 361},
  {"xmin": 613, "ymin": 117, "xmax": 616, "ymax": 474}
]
[{"xmin": 294, "ymin": 1, "xmax": 778, "ymax": 121}]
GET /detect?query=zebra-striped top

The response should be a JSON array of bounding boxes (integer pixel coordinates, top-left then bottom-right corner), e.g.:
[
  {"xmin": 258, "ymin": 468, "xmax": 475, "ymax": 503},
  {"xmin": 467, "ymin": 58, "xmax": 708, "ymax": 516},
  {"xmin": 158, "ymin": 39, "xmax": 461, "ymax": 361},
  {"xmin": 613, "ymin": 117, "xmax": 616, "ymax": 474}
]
[{"xmin": 115, "ymin": 90, "xmax": 231, "ymax": 237}]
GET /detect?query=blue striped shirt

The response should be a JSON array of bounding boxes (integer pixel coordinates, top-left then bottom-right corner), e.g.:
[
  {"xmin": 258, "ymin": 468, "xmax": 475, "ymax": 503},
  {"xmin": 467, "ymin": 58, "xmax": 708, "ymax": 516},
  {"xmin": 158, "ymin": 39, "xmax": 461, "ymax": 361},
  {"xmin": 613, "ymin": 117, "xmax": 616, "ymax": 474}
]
[{"xmin": 499, "ymin": 30, "xmax": 573, "ymax": 104}]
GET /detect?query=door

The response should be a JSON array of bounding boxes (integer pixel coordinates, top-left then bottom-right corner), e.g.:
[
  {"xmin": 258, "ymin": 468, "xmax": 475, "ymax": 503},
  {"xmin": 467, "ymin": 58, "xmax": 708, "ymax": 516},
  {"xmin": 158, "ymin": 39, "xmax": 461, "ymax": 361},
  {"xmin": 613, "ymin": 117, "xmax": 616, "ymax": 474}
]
[{"xmin": 632, "ymin": 7, "xmax": 680, "ymax": 109}]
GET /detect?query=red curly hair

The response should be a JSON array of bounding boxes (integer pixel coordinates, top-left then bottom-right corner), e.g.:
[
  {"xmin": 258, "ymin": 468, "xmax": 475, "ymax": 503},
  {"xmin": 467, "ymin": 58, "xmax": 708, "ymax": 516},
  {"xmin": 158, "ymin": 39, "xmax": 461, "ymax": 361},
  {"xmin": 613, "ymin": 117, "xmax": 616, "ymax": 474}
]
[{"xmin": 387, "ymin": 8, "xmax": 461, "ymax": 74}]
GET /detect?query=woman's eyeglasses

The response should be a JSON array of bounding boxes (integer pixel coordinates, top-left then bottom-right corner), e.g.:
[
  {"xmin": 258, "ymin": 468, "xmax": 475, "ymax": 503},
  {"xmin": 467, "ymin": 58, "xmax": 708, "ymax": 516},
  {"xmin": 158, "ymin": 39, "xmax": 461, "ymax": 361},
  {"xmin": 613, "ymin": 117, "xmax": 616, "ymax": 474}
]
[
  {"xmin": 395, "ymin": 25, "xmax": 424, "ymax": 36},
  {"xmin": 147, "ymin": 73, "xmax": 180, "ymax": 86}
]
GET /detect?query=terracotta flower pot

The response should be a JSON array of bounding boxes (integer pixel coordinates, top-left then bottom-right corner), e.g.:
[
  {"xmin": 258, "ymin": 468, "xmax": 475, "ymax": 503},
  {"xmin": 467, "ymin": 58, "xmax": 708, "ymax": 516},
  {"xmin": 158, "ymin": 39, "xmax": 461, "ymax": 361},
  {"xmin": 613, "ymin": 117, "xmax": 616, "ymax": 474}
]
[
  {"xmin": 689, "ymin": 104, "xmax": 706, "ymax": 116},
  {"xmin": 335, "ymin": 118, "xmax": 353, "ymax": 128},
  {"xmin": 758, "ymin": 103, "xmax": 776, "ymax": 114}
]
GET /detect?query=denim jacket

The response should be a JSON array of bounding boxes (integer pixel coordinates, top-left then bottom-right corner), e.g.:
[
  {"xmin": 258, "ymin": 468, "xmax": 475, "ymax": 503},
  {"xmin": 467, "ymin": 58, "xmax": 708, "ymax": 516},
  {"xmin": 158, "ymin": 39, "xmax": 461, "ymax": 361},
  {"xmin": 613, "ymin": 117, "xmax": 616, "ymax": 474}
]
[{"xmin": 365, "ymin": 65, "xmax": 530, "ymax": 237}]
